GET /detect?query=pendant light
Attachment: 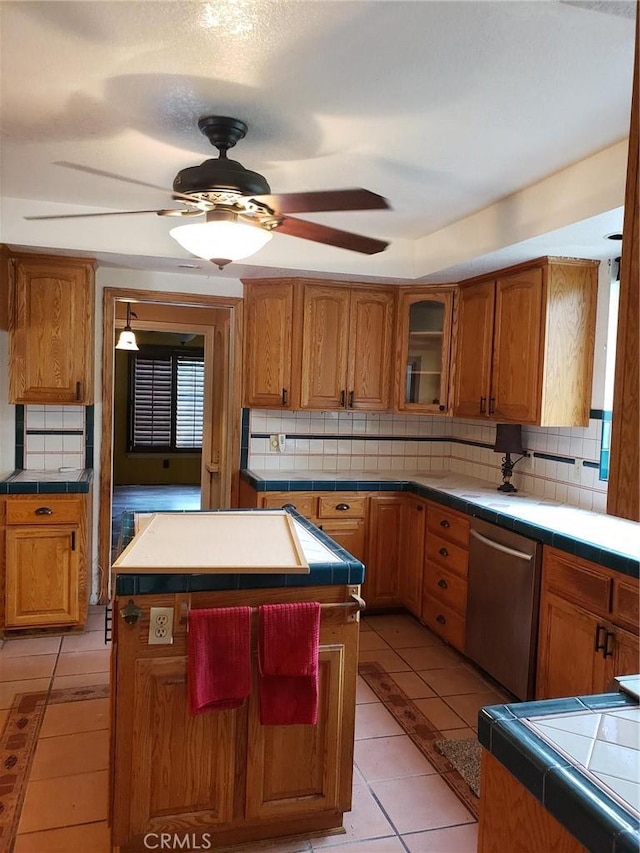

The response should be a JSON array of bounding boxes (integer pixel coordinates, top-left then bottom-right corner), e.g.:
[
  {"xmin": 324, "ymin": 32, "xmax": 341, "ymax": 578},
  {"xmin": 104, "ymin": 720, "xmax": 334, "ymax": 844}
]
[{"xmin": 115, "ymin": 303, "xmax": 139, "ymax": 351}]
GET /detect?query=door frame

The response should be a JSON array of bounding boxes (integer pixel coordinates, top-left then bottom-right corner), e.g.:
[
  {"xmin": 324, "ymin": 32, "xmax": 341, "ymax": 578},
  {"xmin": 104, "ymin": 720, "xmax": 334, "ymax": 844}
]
[{"xmin": 98, "ymin": 286, "xmax": 243, "ymax": 603}]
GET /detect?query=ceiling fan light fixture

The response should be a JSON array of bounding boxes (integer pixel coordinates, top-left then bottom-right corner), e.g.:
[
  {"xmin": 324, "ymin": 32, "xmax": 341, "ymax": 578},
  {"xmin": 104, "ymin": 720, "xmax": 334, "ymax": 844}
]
[{"xmin": 169, "ymin": 212, "xmax": 273, "ymax": 268}]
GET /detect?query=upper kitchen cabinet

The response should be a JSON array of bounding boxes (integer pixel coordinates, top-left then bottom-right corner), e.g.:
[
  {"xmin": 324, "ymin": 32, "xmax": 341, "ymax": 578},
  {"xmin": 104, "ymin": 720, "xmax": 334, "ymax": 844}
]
[
  {"xmin": 8, "ymin": 253, "xmax": 95, "ymax": 404},
  {"xmin": 243, "ymin": 279, "xmax": 301, "ymax": 409},
  {"xmin": 452, "ymin": 258, "xmax": 597, "ymax": 426},
  {"xmin": 300, "ymin": 283, "xmax": 395, "ymax": 411},
  {"xmin": 396, "ymin": 289, "xmax": 454, "ymax": 414}
]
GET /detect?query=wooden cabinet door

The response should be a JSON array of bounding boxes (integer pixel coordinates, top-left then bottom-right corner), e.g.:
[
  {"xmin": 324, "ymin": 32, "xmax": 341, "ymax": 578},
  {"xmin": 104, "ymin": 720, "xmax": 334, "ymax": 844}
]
[
  {"xmin": 5, "ymin": 525, "xmax": 80, "ymax": 627},
  {"xmin": 397, "ymin": 291, "xmax": 454, "ymax": 414},
  {"xmin": 607, "ymin": 625, "xmax": 640, "ymax": 688},
  {"xmin": 536, "ymin": 592, "xmax": 605, "ymax": 699},
  {"xmin": 244, "ymin": 281, "xmax": 297, "ymax": 408},
  {"xmin": 246, "ymin": 644, "xmax": 347, "ymax": 820},
  {"xmin": 347, "ymin": 289, "xmax": 394, "ymax": 411},
  {"xmin": 400, "ymin": 497, "xmax": 427, "ymax": 617},
  {"xmin": 452, "ymin": 280, "xmax": 495, "ymax": 418},
  {"xmin": 122, "ymin": 655, "xmax": 238, "ymax": 840},
  {"xmin": 318, "ymin": 519, "xmax": 366, "ymax": 564},
  {"xmin": 300, "ymin": 285, "xmax": 350, "ymax": 409},
  {"xmin": 365, "ymin": 496, "xmax": 403, "ymax": 609},
  {"xmin": 491, "ymin": 268, "xmax": 543, "ymax": 423},
  {"xmin": 9, "ymin": 257, "xmax": 94, "ymax": 403}
]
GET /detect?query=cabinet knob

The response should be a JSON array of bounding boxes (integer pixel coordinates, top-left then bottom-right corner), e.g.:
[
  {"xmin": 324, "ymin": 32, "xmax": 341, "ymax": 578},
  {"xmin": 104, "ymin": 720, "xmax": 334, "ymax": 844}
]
[
  {"xmin": 34, "ymin": 506, "xmax": 53, "ymax": 516},
  {"xmin": 416, "ymin": 504, "xmax": 424, "ymax": 511},
  {"xmin": 438, "ymin": 405, "xmax": 445, "ymax": 412},
  {"xmin": 437, "ymin": 578, "xmax": 448, "ymax": 589},
  {"xmin": 436, "ymin": 614, "xmax": 446, "ymax": 625},
  {"xmin": 336, "ymin": 503, "xmax": 350, "ymax": 511},
  {"xmin": 440, "ymin": 519, "xmax": 450, "ymax": 529},
  {"xmin": 439, "ymin": 548, "xmax": 449, "ymax": 557}
]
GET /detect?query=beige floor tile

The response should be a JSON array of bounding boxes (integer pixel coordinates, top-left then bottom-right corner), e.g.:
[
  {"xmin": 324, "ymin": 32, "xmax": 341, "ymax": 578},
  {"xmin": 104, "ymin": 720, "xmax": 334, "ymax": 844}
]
[
  {"xmin": 313, "ymin": 838, "xmax": 406, "ymax": 852},
  {"xmin": 373, "ymin": 623, "xmax": 443, "ymax": 650},
  {"xmin": 61, "ymin": 631, "xmax": 111, "ymax": 653},
  {"xmin": 85, "ymin": 613, "xmax": 106, "ymax": 632},
  {"xmin": 358, "ymin": 620, "xmax": 372, "ymax": 633},
  {"xmin": 0, "ymin": 636, "xmax": 62, "ymax": 657},
  {"xmin": 40, "ymin": 697, "xmax": 110, "ymax": 738},
  {"xmin": 411, "ymin": 697, "xmax": 467, "ymax": 732},
  {"xmin": 358, "ymin": 631, "xmax": 391, "ymax": 651},
  {"xmin": 18, "ymin": 769, "xmax": 108, "ymax": 833},
  {"xmin": 402, "ymin": 822, "xmax": 478, "ymax": 852},
  {"xmin": 239, "ymin": 838, "xmax": 311, "ymax": 852},
  {"xmin": 0, "ymin": 707, "xmax": 8, "ymax": 730},
  {"xmin": 420, "ymin": 666, "xmax": 493, "ymax": 697},
  {"xmin": 356, "ymin": 676, "xmax": 379, "ymax": 705},
  {"xmin": 444, "ymin": 691, "xmax": 505, "ymax": 728},
  {"xmin": 358, "ymin": 648, "xmax": 411, "ymax": 672},
  {"xmin": 355, "ymin": 702, "xmax": 405, "ymax": 740},
  {"xmin": 55, "ymin": 649, "xmax": 111, "ymax": 676},
  {"xmin": 363, "ymin": 614, "xmax": 417, "ymax": 632},
  {"xmin": 13, "ymin": 820, "xmax": 111, "ymax": 853},
  {"xmin": 0, "ymin": 678, "xmax": 51, "ymax": 709},
  {"xmin": 438, "ymin": 727, "xmax": 477, "ymax": 741},
  {"xmin": 370, "ymin": 774, "xmax": 475, "ymax": 834},
  {"xmin": 31, "ymin": 728, "xmax": 109, "ymax": 780},
  {"xmin": 52, "ymin": 671, "xmax": 110, "ymax": 691},
  {"xmin": 355, "ymin": 734, "xmax": 437, "ymax": 782},
  {"xmin": 390, "ymin": 671, "xmax": 436, "ymax": 699},
  {"xmin": 0, "ymin": 654, "xmax": 57, "ymax": 682},
  {"xmin": 311, "ymin": 783, "xmax": 396, "ymax": 847},
  {"xmin": 399, "ymin": 645, "xmax": 462, "ymax": 671}
]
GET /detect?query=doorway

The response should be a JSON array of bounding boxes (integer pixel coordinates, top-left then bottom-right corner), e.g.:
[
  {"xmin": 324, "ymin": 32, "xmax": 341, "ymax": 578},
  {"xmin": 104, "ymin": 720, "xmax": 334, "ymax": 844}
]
[{"xmin": 98, "ymin": 287, "xmax": 243, "ymax": 603}]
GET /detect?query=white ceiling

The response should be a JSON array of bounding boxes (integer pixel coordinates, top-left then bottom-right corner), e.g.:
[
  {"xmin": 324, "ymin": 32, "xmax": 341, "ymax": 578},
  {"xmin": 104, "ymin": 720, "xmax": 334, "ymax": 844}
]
[{"xmin": 0, "ymin": 0, "xmax": 635, "ymax": 282}]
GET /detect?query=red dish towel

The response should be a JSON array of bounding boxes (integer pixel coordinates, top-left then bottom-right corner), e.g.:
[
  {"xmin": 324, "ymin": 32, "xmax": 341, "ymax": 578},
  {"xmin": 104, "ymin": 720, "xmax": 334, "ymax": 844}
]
[
  {"xmin": 258, "ymin": 602, "xmax": 321, "ymax": 725},
  {"xmin": 188, "ymin": 606, "xmax": 252, "ymax": 715}
]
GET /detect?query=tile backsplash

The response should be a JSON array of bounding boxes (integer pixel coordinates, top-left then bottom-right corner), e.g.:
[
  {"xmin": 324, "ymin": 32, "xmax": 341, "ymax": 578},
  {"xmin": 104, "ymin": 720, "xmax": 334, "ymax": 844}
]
[
  {"xmin": 247, "ymin": 409, "xmax": 606, "ymax": 513},
  {"xmin": 18, "ymin": 405, "xmax": 92, "ymax": 471}
]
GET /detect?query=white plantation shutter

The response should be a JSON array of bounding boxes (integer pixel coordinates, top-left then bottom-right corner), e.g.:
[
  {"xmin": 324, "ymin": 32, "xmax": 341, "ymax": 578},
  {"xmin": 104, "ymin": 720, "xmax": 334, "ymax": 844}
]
[
  {"xmin": 129, "ymin": 348, "xmax": 204, "ymax": 451},
  {"xmin": 176, "ymin": 355, "xmax": 204, "ymax": 448}
]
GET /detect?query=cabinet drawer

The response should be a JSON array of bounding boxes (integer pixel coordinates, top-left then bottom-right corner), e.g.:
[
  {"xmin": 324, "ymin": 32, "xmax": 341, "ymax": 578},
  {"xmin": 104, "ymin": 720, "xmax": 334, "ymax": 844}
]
[
  {"xmin": 543, "ymin": 549, "xmax": 611, "ymax": 616},
  {"xmin": 423, "ymin": 598, "xmax": 465, "ymax": 652},
  {"xmin": 261, "ymin": 494, "xmax": 318, "ymax": 517},
  {"xmin": 613, "ymin": 577, "xmax": 639, "ymax": 632},
  {"xmin": 318, "ymin": 496, "xmax": 366, "ymax": 519},
  {"xmin": 427, "ymin": 504, "xmax": 469, "ymax": 548},
  {"xmin": 6, "ymin": 498, "xmax": 83, "ymax": 525},
  {"xmin": 426, "ymin": 532, "xmax": 468, "ymax": 578},
  {"xmin": 424, "ymin": 565, "xmax": 467, "ymax": 616}
]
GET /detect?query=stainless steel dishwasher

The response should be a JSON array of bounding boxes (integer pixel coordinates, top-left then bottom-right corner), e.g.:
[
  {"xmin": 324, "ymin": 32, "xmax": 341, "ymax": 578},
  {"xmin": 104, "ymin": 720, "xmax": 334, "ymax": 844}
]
[{"xmin": 465, "ymin": 518, "xmax": 542, "ymax": 701}]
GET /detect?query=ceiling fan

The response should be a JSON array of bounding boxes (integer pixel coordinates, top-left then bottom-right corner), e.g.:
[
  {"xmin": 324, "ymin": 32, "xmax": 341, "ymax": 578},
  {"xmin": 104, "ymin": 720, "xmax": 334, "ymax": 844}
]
[{"xmin": 26, "ymin": 115, "xmax": 391, "ymax": 269}]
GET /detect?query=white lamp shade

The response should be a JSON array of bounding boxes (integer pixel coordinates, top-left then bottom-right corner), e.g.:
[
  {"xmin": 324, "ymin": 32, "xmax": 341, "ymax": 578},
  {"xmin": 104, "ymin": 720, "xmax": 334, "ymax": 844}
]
[
  {"xmin": 170, "ymin": 219, "xmax": 273, "ymax": 262},
  {"xmin": 115, "ymin": 329, "xmax": 139, "ymax": 351}
]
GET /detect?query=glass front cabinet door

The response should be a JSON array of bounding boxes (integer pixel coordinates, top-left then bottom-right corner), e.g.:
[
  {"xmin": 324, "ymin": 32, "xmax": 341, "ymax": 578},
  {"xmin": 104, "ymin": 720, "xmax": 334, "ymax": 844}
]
[{"xmin": 396, "ymin": 290, "xmax": 454, "ymax": 414}]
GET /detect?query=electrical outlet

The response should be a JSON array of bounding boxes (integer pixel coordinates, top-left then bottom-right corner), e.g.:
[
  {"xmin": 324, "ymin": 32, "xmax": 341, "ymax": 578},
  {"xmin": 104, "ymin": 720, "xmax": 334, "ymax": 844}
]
[
  {"xmin": 572, "ymin": 458, "xmax": 583, "ymax": 482},
  {"xmin": 269, "ymin": 434, "xmax": 280, "ymax": 451},
  {"xmin": 278, "ymin": 433, "xmax": 286, "ymax": 452},
  {"xmin": 148, "ymin": 607, "xmax": 174, "ymax": 645}
]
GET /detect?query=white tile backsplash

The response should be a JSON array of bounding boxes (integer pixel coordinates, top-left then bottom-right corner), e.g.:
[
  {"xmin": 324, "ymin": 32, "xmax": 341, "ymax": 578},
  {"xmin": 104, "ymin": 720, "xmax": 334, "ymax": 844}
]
[{"xmin": 23, "ymin": 405, "xmax": 86, "ymax": 471}]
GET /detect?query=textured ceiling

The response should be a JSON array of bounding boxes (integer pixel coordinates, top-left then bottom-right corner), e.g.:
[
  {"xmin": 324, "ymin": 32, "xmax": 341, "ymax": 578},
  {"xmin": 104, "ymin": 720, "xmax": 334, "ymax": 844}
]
[{"xmin": 0, "ymin": 0, "xmax": 635, "ymax": 280}]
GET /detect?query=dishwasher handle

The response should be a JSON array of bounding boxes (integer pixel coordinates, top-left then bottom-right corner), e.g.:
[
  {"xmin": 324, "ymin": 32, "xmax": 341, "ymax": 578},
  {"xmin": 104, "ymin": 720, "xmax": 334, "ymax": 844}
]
[{"xmin": 470, "ymin": 528, "xmax": 534, "ymax": 562}]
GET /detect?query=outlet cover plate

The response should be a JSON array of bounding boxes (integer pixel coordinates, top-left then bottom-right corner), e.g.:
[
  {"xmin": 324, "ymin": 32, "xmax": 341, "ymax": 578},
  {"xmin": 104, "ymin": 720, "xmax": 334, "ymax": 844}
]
[{"xmin": 148, "ymin": 606, "xmax": 174, "ymax": 645}]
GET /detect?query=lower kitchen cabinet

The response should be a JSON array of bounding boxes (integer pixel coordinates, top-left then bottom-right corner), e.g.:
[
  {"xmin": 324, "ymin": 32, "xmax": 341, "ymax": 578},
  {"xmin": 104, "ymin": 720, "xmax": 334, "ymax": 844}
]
[
  {"xmin": 400, "ymin": 497, "xmax": 427, "ymax": 617},
  {"xmin": 536, "ymin": 548, "xmax": 640, "ymax": 699},
  {"xmin": 2, "ymin": 493, "xmax": 91, "ymax": 633},
  {"xmin": 110, "ymin": 587, "xmax": 358, "ymax": 850},
  {"xmin": 365, "ymin": 495, "xmax": 403, "ymax": 609}
]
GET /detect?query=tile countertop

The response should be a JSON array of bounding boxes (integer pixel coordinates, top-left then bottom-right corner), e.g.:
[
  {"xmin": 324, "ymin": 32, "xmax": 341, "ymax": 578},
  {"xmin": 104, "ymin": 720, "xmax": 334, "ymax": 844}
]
[
  {"xmin": 242, "ymin": 469, "xmax": 640, "ymax": 577},
  {"xmin": 0, "ymin": 468, "xmax": 93, "ymax": 493},
  {"xmin": 478, "ymin": 686, "xmax": 640, "ymax": 853},
  {"xmin": 113, "ymin": 508, "xmax": 365, "ymax": 596}
]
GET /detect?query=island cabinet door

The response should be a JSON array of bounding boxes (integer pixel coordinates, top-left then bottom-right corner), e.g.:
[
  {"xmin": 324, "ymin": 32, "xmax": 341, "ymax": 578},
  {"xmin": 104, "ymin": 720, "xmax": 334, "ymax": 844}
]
[{"xmin": 116, "ymin": 654, "xmax": 240, "ymax": 843}]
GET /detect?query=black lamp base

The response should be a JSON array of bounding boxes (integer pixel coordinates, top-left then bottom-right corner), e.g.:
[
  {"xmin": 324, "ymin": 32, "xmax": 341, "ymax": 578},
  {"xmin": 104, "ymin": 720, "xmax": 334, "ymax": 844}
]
[{"xmin": 497, "ymin": 481, "xmax": 518, "ymax": 493}]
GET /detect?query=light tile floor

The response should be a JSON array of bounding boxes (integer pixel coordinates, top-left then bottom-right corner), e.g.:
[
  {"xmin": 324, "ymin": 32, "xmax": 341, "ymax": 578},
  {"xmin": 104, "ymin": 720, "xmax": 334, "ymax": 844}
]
[{"xmin": 0, "ymin": 609, "xmax": 510, "ymax": 852}]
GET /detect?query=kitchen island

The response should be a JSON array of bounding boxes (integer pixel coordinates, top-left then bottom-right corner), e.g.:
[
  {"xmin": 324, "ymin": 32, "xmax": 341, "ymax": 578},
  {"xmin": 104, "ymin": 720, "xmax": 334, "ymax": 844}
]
[{"xmin": 109, "ymin": 508, "xmax": 364, "ymax": 852}]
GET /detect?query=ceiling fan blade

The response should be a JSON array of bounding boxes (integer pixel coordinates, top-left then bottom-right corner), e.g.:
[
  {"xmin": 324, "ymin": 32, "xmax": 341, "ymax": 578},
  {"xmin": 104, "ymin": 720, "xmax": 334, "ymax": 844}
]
[
  {"xmin": 276, "ymin": 215, "xmax": 388, "ymax": 255},
  {"xmin": 24, "ymin": 209, "xmax": 188, "ymax": 221},
  {"xmin": 250, "ymin": 188, "xmax": 389, "ymax": 214},
  {"xmin": 54, "ymin": 161, "xmax": 196, "ymax": 204}
]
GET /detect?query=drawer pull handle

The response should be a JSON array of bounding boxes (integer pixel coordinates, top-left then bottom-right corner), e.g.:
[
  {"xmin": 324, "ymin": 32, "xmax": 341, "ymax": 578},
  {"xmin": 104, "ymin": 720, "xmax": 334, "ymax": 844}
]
[
  {"xmin": 437, "ymin": 578, "xmax": 448, "ymax": 589},
  {"xmin": 436, "ymin": 614, "xmax": 446, "ymax": 625},
  {"xmin": 34, "ymin": 507, "xmax": 53, "ymax": 516},
  {"xmin": 439, "ymin": 547, "xmax": 449, "ymax": 557},
  {"xmin": 75, "ymin": 381, "xmax": 82, "ymax": 401},
  {"xmin": 603, "ymin": 631, "xmax": 615, "ymax": 658},
  {"xmin": 340, "ymin": 390, "xmax": 346, "ymax": 408},
  {"xmin": 348, "ymin": 390, "xmax": 354, "ymax": 408},
  {"xmin": 489, "ymin": 396, "xmax": 496, "ymax": 415},
  {"xmin": 281, "ymin": 387, "xmax": 288, "ymax": 406},
  {"xmin": 594, "ymin": 624, "xmax": 607, "ymax": 652},
  {"xmin": 480, "ymin": 396, "xmax": 486, "ymax": 414},
  {"xmin": 336, "ymin": 503, "xmax": 350, "ymax": 511},
  {"xmin": 440, "ymin": 519, "xmax": 450, "ymax": 529}
]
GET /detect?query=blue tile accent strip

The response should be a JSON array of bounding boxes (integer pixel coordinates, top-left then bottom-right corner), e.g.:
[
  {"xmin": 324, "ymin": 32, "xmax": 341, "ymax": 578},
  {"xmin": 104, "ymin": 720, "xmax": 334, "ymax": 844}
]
[
  {"xmin": 15, "ymin": 405, "xmax": 24, "ymax": 469},
  {"xmin": 85, "ymin": 405, "xmax": 94, "ymax": 468},
  {"xmin": 240, "ymin": 407, "xmax": 250, "ymax": 469},
  {"xmin": 25, "ymin": 429, "xmax": 84, "ymax": 435},
  {"xmin": 479, "ymin": 693, "xmax": 639, "ymax": 853}
]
